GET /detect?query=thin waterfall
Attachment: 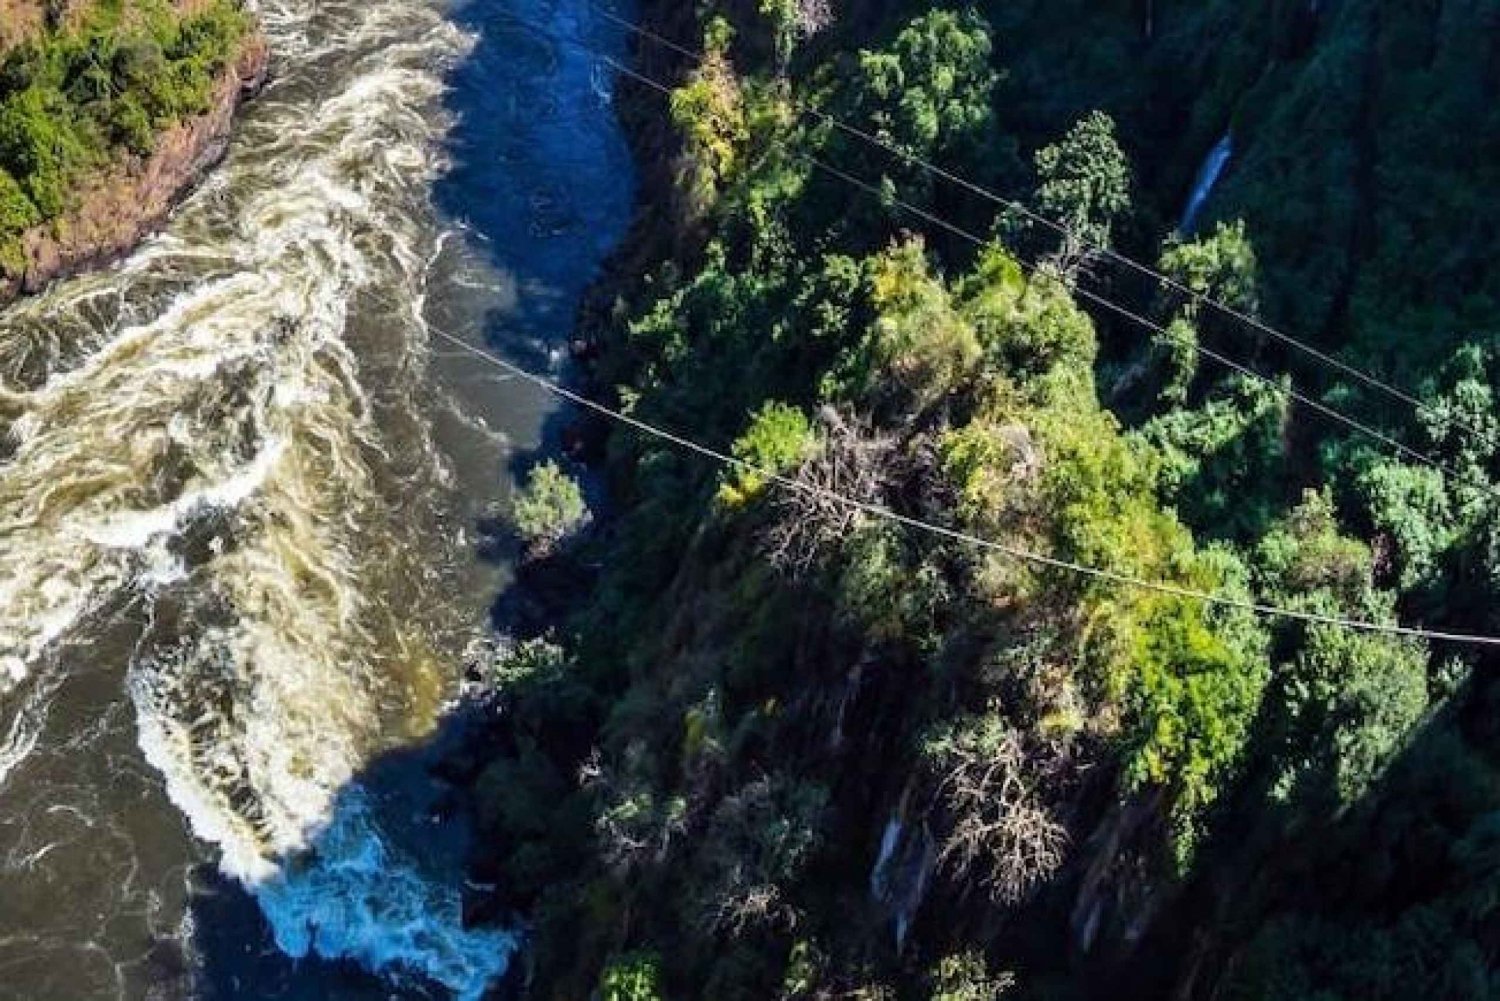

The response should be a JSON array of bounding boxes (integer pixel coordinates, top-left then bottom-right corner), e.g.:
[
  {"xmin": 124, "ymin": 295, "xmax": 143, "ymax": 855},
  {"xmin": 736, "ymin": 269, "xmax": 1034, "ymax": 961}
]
[{"xmin": 1179, "ymin": 132, "xmax": 1233, "ymax": 234}]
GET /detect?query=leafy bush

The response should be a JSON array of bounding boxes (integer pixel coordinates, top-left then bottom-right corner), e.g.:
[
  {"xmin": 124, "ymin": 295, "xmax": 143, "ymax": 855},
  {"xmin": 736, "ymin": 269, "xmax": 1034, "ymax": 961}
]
[
  {"xmin": 719, "ymin": 401, "xmax": 815, "ymax": 506},
  {"xmin": 599, "ymin": 952, "xmax": 664, "ymax": 1001},
  {"xmin": 929, "ymin": 952, "xmax": 1015, "ymax": 1000},
  {"xmin": 827, "ymin": 239, "xmax": 982, "ymax": 414},
  {"xmin": 511, "ymin": 460, "xmax": 589, "ymax": 553}
]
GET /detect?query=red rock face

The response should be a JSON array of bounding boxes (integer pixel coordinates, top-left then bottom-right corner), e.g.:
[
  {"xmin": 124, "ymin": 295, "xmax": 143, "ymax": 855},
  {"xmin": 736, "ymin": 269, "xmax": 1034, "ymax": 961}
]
[{"xmin": 0, "ymin": 30, "xmax": 269, "ymax": 303}]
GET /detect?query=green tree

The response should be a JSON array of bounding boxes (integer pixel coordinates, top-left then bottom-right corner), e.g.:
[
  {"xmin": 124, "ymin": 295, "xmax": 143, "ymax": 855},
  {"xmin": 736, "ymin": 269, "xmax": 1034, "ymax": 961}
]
[
  {"xmin": 1265, "ymin": 624, "xmax": 1428, "ymax": 812},
  {"xmin": 1033, "ymin": 110, "xmax": 1131, "ymax": 263},
  {"xmin": 511, "ymin": 460, "xmax": 589, "ymax": 553},
  {"xmin": 844, "ymin": 10, "xmax": 996, "ymax": 162},
  {"xmin": 599, "ymin": 952, "xmax": 664, "ymax": 1001},
  {"xmin": 1140, "ymin": 375, "xmax": 1287, "ymax": 540},
  {"xmin": 1159, "ymin": 219, "xmax": 1260, "ymax": 317},
  {"xmin": 669, "ymin": 19, "xmax": 747, "ymax": 217}
]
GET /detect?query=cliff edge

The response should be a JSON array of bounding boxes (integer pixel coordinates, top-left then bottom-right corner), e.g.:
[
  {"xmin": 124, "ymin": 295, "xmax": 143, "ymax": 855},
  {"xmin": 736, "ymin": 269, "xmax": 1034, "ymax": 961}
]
[{"xmin": 0, "ymin": 5, "xmax": 268, "ymax": 305}]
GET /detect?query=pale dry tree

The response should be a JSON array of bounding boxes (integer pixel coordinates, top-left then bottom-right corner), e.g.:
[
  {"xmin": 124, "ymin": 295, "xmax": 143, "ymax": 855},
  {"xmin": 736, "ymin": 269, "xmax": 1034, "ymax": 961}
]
[
  {"xmin": 795, "ymin": 0, "xmax": 834, "ymax": 38},
  {"xmin": 707, "ymin": 877, "xmax": 787, "ymax": 937},
  {"xmin": 581, "ymin": 747, "xmax": 686, "ymax": 874},
  {"xmin": 929, "ymin": 721, "xmax": 1069, "ymax": 906},
  {"xmin": 762, "ymin": 407, "xmax": 896, "ymax": 577},
  {"xmin": 697, "ymin": 777, "xmax": 825, "ymax": 935}
]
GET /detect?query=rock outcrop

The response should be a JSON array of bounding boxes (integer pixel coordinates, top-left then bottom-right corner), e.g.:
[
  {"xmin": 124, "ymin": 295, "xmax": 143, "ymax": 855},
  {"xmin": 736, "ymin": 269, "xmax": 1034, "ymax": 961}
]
[{"xmin": 0, "ymin": 29, "xmax": 268, "ymax": 305}]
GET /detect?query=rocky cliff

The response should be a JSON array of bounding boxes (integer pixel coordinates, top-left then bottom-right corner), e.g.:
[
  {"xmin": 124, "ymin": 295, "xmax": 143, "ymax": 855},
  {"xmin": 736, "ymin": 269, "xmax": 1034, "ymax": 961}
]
[{"xmin": 0, "ymin": 6, "xmax": 267, "ymax": 305}]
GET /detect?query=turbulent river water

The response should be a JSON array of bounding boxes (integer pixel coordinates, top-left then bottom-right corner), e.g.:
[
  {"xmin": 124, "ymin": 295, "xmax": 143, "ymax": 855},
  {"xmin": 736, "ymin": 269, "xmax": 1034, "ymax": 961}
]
[{"xmin": 0, "ymin": 0, "xmax": 634, "ymax": 996}]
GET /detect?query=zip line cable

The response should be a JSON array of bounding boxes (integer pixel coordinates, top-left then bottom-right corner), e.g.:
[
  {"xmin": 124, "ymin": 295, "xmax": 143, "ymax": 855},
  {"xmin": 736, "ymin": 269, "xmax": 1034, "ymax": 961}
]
[
  {"xmin": 426, "ymin": 326, "xmax": 1500, "ymax": 648},
  {"xmin": 588, "ymin": 2, "xmax": 1500, "ymax": 452},
  {"xmin": 595, "ymin": 53, "xmax": 1500, "ymax": 501}
]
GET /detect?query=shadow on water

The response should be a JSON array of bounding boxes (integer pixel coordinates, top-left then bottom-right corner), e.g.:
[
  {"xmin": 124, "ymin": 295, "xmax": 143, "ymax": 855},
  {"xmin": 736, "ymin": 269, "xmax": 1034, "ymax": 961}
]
[
  {"xmin": 188, "ymin": 706, "xmax": 513, "ymax": 1001},
  {"xmin": 431, "ymin": 0, "xmax": 635, "ymax": 628},
  {"xmin": 186, "ymin": 0, "xmax": 635, "ymax": 997},
  {"xmin": 433, "ymin": 0, "xmax": 635, "ymax": 451}
]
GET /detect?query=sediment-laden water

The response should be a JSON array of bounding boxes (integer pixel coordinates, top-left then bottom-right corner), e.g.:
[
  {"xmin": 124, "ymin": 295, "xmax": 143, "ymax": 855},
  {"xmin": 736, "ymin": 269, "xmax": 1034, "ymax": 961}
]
[{"xmin": 0, "ymin": 0, "xmax": 633, "ymax": 996}]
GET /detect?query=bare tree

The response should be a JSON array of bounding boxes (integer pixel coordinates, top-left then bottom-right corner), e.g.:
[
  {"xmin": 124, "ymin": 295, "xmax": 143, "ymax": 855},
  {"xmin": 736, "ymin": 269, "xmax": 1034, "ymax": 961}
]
[
  {"xmin": 708, "ymin": 879, "xmax": 787, "ymax": 937},
  {"xmin": 581, "ymin": 747, "xmax": 685, "ymax": 875},
  {"xmin": 762, "ymin": 407, "xmax": 896, "ymax": 577},
  {"xmin": 796, "ymin": 0, "xmax": 834, "ymax": 38},
  {"xmin": 695, "ymin": 777, "xmax": 825, "ymax": 936},
  {"xmin": 929, "ymin": 721, "xmax": 1069, "ymax": 905}
]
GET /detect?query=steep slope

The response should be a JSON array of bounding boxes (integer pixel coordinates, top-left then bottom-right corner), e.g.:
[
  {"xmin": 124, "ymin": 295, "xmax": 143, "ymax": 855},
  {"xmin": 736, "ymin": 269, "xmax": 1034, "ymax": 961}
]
[{"xmin": 466, "ymin": 2, "xmax": 1500, "ymax": 999}]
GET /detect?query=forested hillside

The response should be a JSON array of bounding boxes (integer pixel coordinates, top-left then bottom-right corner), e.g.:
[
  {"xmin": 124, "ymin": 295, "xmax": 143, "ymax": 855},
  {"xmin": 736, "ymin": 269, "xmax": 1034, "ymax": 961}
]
[
  {"xmin": 473, "ymin": 1, "xmax": 1500, "ymax": 997},
  {"xmin": 0, "ymin": 0, "xmax": 260, "ymax": 283}
]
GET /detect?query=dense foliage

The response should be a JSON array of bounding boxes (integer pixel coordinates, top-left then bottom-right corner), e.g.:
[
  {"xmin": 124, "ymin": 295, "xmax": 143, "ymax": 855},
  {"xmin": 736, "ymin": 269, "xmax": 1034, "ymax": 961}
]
[
  {"xmin": 0, "ymin": 0, "xmax": 252, "ymax": 271},
  {"xmin": 511, "ymin": 460, "xmax": 590, "ymax": 554},
  {"xmin": 479, "ymin": 1, "xmax": 1500, "ymax": 998}
]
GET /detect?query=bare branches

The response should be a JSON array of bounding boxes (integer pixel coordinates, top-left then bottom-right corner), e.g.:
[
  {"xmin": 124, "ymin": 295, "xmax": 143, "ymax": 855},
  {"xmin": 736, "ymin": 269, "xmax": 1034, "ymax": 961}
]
[
  {"xmin": 707, "ymin": 879, "xmax": 787, "ymax": 937},
  {"xmin": 795, "ymin": 0, "xmax": 834, "ymax": 38},
  {"xmin": 582, "ymin": 747, "xmax": 686, "ymax": 875},
  {"xmin": 928, "ymin": 721, "xmax": 1069, "ymax": 906},
  {"xmin": 762, "ymin": 407, "xmax": 896, "ymax": 576}
]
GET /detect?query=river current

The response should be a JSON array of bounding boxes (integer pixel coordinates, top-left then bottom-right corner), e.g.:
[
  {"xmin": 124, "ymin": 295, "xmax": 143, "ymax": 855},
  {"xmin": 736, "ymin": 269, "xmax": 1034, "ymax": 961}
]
[{"xmin": 0, "ymin": 0, "xmax": 633, "ymax": 996}]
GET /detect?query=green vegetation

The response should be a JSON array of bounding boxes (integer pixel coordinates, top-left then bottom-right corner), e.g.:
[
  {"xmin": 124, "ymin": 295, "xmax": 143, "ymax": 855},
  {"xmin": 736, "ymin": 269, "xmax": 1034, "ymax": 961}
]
[
  {"xmin": 470, "ymin": 1, "xmax": 1500, "ymax": 998},
  {"xmin": 0, "ymin": 0, "xmax": 252, "ymax": 271},
  {"xmin": 510, "ymin": 460, "xmax": 590, "ymax": 554},
  {"xmin": 599, "ymin": 952, "xmax": 664, "ymax": 1001},
  {"xmin": 1031, "ymin": 110, "xmax": 1130, "ymax": 263}
]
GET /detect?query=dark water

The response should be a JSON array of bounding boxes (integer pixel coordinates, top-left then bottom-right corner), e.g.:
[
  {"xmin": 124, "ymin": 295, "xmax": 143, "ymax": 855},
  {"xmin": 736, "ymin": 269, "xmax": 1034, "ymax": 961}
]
[{"xmin": 0, "ymin": 0, "xmax": 633, "ymax": 997}]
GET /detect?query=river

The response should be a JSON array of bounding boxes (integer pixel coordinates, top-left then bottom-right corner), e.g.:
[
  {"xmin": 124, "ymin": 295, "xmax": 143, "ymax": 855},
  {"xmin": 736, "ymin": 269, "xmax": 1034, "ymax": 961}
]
[{"xmin": 0, "ymin": 0, "xmax": 634, "ymax": 997}]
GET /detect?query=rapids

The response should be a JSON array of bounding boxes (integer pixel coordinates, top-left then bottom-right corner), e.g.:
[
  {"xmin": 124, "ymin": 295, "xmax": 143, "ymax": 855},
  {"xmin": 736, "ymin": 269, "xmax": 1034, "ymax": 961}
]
[{"xmin": 0, "ymin": 0, "xmax": 634, "ymax": 997}]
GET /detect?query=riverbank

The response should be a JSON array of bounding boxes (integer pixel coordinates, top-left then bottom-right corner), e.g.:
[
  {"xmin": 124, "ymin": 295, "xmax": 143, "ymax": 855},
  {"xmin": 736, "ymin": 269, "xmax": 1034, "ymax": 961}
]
[
  {"xmin": 0, "ymin": 19, "xmax": 268, "ymax": 305},
  {"xmin": 571, "ymin": 0, "xmax": 695, "ymax": 348}
]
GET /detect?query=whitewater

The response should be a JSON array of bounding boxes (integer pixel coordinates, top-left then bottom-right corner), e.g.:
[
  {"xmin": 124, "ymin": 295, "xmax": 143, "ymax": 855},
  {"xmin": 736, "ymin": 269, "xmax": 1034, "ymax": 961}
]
[{"xmin": 0, "ymin": 0, "xmax": 633, "ymax": 997}]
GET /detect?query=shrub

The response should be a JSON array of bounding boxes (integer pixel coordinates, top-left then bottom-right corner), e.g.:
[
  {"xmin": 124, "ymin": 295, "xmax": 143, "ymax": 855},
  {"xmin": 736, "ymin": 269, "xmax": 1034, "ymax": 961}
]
[
  {"xmin": 669, "ymin": 20, "xmax": 746, "ymax": 216},
  {"xmin": 107, "ymin": 94, "xmax": 155, "ymax": 155},
  {"xmin": 0, "ymin": 165, "xmax": 36, "ymax": 273},
  {"xmin": 930, "ymin": 951, "xmax": 1016, "ymax": 1000},
  {"xmin": 719, "ymin": 401, "xmax": 815, "ymax": 506},
  {"xmin": 511, "ymin": 460, "xmax": 590, "ymax": 553},
  {"xmin": 599, "ymin": 952, "xmax": 663, "ymax": 1001},
  {"xmin": 0, "ymin": 166, "xmax": 38, "ymax": 234}
]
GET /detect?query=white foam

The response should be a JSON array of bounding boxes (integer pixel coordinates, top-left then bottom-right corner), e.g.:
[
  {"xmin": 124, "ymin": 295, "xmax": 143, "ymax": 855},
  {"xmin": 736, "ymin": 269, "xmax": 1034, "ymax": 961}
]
[
  {"xmin": 81, "ymin": 439, "xmax": 286, "ymax": 550},
  {"xmin": 254, "ymin": 789, "xmax": 517, "ymax": 1000},
  {"xmin": 0, "ymin": 0, "xmax": 517, "ymax": 995},
  {"xmin": 0, "ymin": 673, "xmax": 61, "ymax": 791}
]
